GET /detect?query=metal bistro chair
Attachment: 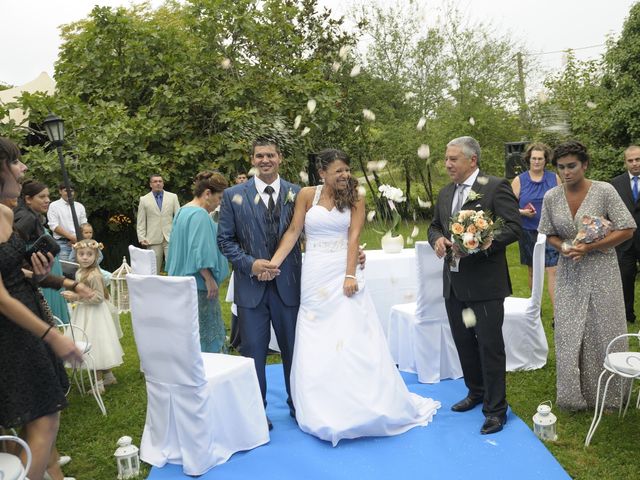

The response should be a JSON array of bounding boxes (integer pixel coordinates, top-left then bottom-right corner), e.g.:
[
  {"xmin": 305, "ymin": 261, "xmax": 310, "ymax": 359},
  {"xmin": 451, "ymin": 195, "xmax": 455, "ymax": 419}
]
[
  {"xmin": 0, "ymin": 434, "xmax": 31, "ymax": 480},
  {"xmin": 585, "ymin": 332, "xmax": 640, "ymax": 446},
  {"xmin": 55, "ymin": 317, "xmax": 107, "ymax": 416}
]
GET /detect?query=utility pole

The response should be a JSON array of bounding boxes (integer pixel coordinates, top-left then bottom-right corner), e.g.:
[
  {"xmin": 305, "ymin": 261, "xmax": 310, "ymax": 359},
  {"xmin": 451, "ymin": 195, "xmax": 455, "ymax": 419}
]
[{"xmin": 516, "ymin": 52, "xmax": 528, "ymax": 127}]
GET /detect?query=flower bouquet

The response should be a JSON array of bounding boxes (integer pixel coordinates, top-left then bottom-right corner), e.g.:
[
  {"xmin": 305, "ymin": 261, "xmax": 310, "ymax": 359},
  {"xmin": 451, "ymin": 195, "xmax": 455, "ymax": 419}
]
[
  {"xmin": 573, "ymin": 215, "xmax": 612, "ymax": 245},
  {"xmin": 447, "ymin": 210, "xmax": 503, "ymax": 268},
  {"xmin": 562, "ymin": 215, "xmax": 612, "ymax": 253}
]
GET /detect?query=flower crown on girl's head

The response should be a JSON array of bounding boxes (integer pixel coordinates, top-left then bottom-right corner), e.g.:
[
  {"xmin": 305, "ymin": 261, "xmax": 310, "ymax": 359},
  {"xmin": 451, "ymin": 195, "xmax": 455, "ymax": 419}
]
[{"xmin": 72, "ymin": 239, "xmax": 104, "ymax": 251}]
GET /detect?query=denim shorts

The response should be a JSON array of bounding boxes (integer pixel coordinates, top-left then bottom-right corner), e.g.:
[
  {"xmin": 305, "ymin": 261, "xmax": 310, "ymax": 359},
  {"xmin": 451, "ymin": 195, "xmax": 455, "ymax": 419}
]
[{"xmin": 519, "ymin": 228, "xmax": 559, "ymax": 267}]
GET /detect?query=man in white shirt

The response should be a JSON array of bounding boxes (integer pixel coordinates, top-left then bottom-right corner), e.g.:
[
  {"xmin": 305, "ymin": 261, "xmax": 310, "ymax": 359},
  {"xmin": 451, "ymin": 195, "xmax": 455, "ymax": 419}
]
[{"xmin": 47, "ymin": 182, "xmax": 87, "ymax": 260}]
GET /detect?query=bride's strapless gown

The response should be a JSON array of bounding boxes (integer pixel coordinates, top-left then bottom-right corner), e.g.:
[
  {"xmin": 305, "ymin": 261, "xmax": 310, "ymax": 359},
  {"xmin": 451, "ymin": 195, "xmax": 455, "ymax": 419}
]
[{"xmin": 291, "ymin": 187, "xmax": 440, "ymax": 446}]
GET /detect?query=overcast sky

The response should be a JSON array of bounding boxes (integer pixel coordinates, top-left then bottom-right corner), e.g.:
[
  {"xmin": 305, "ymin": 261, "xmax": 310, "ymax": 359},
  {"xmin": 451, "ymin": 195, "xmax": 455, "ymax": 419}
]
[{"xmin": 1, "ymin": 0, "xmax": 636, "ymax": 87}]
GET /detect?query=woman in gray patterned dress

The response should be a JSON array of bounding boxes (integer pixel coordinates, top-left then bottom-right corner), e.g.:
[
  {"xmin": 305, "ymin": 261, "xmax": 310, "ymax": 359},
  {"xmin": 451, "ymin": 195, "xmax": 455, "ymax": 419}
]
[{"xmin": 538, "ymin": 141, "xmax": 636, "ymax": 410}]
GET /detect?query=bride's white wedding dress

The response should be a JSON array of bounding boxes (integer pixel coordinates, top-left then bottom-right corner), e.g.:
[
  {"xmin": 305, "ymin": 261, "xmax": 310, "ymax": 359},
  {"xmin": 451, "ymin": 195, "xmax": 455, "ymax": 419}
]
[{"xmin": 291, "ymin": 185, "xmax": 440, "ymax": 446}]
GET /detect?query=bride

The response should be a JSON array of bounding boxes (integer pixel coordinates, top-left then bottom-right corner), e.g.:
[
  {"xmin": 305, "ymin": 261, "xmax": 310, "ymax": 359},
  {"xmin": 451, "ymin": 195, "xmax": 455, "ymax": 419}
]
[{"xmin": 269, "ymin": 148, "xmax": 440, "ymax": 446}]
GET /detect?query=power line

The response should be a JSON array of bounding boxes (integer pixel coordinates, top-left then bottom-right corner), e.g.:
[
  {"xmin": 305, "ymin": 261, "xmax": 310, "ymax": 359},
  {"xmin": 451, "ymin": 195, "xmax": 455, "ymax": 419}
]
[{"xmin": 526, "ymin": 44, "xmax": 606, "ymax": 56}]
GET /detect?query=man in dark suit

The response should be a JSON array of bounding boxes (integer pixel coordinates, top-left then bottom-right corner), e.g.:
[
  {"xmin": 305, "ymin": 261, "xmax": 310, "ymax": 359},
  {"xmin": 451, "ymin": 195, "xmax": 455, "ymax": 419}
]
[
  {"xmin": 217, "ymin": 138, "xmax": 302, "ymax": 429},
  {"xmin": 611, "ymin": 145, "xmax": 640, "ymax": 323},
  {"xmin": 428, "ymin": 136, "xmax": 521, "ymax": 434}
]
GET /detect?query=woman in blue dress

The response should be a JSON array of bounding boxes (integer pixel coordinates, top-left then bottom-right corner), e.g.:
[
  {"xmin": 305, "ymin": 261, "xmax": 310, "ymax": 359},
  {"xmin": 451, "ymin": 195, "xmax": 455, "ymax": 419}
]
[
  {"xmin": 166, "ymin": 171, "xmax": 230, "ymax": 353},
  {"xmin": 511, "ymin": 143, "xmax": 561, "ymax": 311}
]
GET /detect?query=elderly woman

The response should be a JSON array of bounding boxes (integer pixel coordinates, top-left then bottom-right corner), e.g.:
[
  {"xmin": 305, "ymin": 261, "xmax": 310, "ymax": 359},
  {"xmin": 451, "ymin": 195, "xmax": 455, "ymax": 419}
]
[
  {"xmin": 0, "ymin": 137, "xmax": 86, "ymax": 479},
  {"xmin": 538, "ymin": 141, "xmax": 635, "ymax": 410},
  {"xmin": 166, "ymin": 171, "xmax": 230, "ymax": 353},
  {"xmin": 511, "ymin": 143, "xmax": 561, "ymax": 311}
]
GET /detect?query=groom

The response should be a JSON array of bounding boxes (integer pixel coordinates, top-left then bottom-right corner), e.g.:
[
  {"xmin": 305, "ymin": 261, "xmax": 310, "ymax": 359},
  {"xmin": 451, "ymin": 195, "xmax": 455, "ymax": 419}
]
[
  {"xmin": 428, "ymin": 136, "xmax": 521, "ymax": 435},
  {"xmin": 217, "ymin": 137, "xmax": 301, "ymax": 427}
]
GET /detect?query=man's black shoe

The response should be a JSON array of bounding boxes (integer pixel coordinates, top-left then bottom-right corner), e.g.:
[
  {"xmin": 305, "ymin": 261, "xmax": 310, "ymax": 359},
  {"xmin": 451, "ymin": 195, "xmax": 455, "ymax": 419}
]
[
  {"xmin": 451, "ymin": 396, "xmax": 483, "ymax": 412},
  {"xmin": 480, "ymin": 415, "xmax": 507, "ymax": 435}
]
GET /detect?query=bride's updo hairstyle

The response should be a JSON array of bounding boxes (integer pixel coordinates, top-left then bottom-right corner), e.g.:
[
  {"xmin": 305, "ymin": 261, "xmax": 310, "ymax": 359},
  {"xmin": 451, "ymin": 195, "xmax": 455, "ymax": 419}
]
[
  {"xmin": 193, "ymin": 171, "xmax": 228, "ymax": 197},
  {"xmin": 316, "ymin": 148, "xmax": 359, "ymax": 212}
]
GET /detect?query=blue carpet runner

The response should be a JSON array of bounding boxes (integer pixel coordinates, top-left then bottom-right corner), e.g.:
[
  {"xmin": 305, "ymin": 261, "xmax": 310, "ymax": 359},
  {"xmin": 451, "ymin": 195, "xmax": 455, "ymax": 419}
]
[{"xmin": 148, "ymin": 364, "xmax": 569, "ymax": 480}]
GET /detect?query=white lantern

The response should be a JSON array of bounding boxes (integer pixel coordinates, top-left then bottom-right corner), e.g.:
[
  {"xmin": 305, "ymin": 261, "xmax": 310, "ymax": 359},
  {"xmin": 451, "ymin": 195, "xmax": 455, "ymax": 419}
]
[
  {"xmin": 114, "ymin": 436, "xmax": 140, "ymax": 479},
  {"xmin": 532, "ymin": 401, "xmax": 557, "ymax": 441},
  {"xmin": 111, "ymin": 257, "xmax": 132, "ymax": 313}
]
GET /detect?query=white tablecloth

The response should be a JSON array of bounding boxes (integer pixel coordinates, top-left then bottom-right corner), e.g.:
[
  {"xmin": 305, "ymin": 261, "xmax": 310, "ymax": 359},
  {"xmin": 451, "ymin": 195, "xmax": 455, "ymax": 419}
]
[{"xmin": 364, "ymin": 249, "xmax": 417, "ymax": 337}]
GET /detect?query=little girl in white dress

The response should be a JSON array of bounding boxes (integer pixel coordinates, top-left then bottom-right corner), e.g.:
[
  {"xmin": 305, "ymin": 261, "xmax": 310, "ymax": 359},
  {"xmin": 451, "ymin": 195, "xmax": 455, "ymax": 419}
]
[{"xmin": 63, "ymin": 239, "xmax": 123, "ymax": 393}]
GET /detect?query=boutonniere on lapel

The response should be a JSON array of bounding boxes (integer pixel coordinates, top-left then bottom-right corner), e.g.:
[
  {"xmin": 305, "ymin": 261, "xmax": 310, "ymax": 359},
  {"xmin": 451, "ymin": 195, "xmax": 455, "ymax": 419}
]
[
  {"xmin": 467, "ymin": 189, "xmax": 483, "ymax": 202},
  {"xmin": 285, "ymin": 189, "xmax": 296, "ymax": 205}
]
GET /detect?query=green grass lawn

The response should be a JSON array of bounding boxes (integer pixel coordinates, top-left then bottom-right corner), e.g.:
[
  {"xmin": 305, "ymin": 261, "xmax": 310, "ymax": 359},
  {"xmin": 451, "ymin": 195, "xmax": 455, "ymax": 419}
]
[{"xmin": 57, "ymin": 223, "xmax": 640, "ymax": 479}]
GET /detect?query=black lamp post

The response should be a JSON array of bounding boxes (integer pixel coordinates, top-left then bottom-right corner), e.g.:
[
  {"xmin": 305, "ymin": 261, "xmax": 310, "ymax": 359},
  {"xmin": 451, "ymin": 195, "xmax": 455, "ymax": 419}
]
[{"xmin": 42, "ymin": 113, "xmax": 82, "ymax": 242}]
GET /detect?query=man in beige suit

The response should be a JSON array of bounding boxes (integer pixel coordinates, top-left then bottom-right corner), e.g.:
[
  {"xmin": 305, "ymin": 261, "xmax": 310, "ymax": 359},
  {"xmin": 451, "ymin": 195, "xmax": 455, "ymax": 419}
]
[{"xmin": 136, "ymin": 174, "xmax": 181, "ymax": 272}]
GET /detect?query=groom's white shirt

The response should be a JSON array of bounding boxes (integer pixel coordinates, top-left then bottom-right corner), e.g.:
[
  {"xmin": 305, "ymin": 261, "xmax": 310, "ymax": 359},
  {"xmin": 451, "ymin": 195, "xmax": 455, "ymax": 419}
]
[{"xmin": 254, "ymin": 175, "xmax": 281, "ymax": 208}]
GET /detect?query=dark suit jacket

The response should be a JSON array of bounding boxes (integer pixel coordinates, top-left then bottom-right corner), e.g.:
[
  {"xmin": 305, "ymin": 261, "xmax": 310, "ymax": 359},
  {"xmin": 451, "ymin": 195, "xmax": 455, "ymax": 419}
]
[
  {"xmin": 428, "ymin": 172, "xmax": 522, "ymax": 302},
  {"xmin": 611, "ymin": 172, "xmax": 640, "ymax": 253},
  {"xmin": 217, "ymin": 177, "xmax": 302, "ymax": 308}
]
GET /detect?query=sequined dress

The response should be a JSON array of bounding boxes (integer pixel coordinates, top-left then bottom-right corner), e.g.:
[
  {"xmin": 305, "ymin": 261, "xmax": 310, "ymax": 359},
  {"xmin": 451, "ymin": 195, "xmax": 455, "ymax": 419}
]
[
  {"xmin": 0, "ymin": 233, "xmax": 69, "ymax": 428},
  {"xmin": 538, "ymin": 181, "xmax": 635, "ymax": 410}
]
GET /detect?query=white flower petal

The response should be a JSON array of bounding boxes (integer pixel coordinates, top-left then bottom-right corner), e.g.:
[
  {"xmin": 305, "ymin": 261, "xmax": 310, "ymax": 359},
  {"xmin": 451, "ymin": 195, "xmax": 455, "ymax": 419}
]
[
  {"xmin": 338, "ymin": 45, "xmax": 350, "ymax": 60},
  {"xmin": 537, "ymin": 91, "xmax": 548, "ymax": 104},
  {"xmin": 354, "ymin": 125, "xmax": 360, "ymax": 132},
  {"xmin": 404, "ymin": 92, "xmax": 416, "ymax": 100},
  {"xmin": 293, "ymin": 115, "xmax": 301, "ymax": 130},
  {"xmin": 410, "ymin": 225, "xmax": 419, "ymax": 238},
  {"xmin": 417, "ymin": 144, "xmax": 430, "ymax": 159},
  {"xmin": 362, "ymin": 109, "xmax": 376, "ymax": 121},
  {"xmin": 586, "ymin": 101, "xmax": 597, "ymax": 109},
  {"xmin": 220, "ymin": 58, "xmax": 231, "ymax": 69},
  {"xmin": 350, "ymin": 65, "xmax": 361, "ymax": 77},
  {"xmin": 307, "ymin": 99, "xmax": 317, "ymax": 114},
  {"xmin": 232, "ymin": 194, "xmax": 243, "ymax": 205},
  {"xmin": 332, "ymin": 61, "xmax": 341, "ymax": 72},
  {"xmin": 469, "ymin": 117, "xmax": 476, "ymax": 126},
  {"xmin": 254, "ymin": 193, "xmax": 261, "ymax": 204},
  {"xmin": 367, "ymin": 210, "xmax": 376, "ymax": 222},
  {"xmin": 248, "ymin": 167, "xmax": 258, "ymax": 177},
  {"xmin": 462, "ymin": 308, "xmax": 477, "ymax": 328},
  {"xmin": 301, "ymin": 126, "xmax": 310, "ymax": 136},
  {"xmin": 417, "ymin": 197, "xmax": 432, "ymax": 209},
  {"xmin": 476, "ymin": 176, "xmax": 489, "ymax": 185},
  {"xmin": 299, "ymin": 171, "xmax": 309, "ymax": 184},
  {"xmin": 377, "ymin": 160, "xmax": 387, "ymax": 171},
  {"xmin": 416, "ymin": 117, "xmax": 426, "ymax": 131},
  {"xmin": 357, "ymin": 186, "xmax": 367, "ymax": 197}
]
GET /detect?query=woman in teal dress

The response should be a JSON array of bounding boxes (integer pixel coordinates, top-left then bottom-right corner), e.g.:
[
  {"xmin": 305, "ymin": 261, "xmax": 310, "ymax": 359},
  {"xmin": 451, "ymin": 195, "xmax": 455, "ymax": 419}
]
[
  {"xmin": 14, "ymin": 180, "xmax": 71, "ymax": 324},
  {"xmin": 166, "ymin": 171, "xmax": 230, "ymax": 353}
]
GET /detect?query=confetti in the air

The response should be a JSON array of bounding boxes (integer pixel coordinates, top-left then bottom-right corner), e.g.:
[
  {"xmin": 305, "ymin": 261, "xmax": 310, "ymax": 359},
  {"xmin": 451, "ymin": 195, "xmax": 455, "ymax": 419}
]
[
  {"xmin": 410, "ymin": 225, "xmax": 419, "ymax": 238},
  {"xmin": 357, "ymin": 186, "xmax": 367, "ymax": 197},
  {"xmin": 586, "ymin": 101, "xmax": 597, "ymax": 109},
  {"xmin": 469, "ymin": 117, "xmax": 476, "ymax": 126},
  {"xmin": 477, "ymin": 176, "xmax": 489, "ymax": 185},
  {"xmin": 339, "ymin": 45, "xmax": 350, "ymax": 60},
  {"xmin": 220, "ymin": 58, "xmax": 231, "ymax": 69},
  {"xmin": 299, "ymin": 171, "xmax": 309, "ymax": 184},
  {"xmin": 301, "ymin": 127, "xmax": 311, "ymax": 136},
  {"xmin": 307, "ymin": 99, "xmax": 317, "ymax": 114},
  {"xmin": 254, "ymin": 193, "xmax": 261, "ymax": 204},
  {"xmin": 367, "ymin": 211, "xmax": 376, "ymax": 222},
  {"xmin": 332, "ymin": 62, "xmax": 341, "ymax": 72},
  {"xmin": 366, "ymin": 160, "xmax": 387, "ymax": 172},
  {"xmin": 417, "ymin": 144, "xmax": 430, "ymax": 159},
  {"xmin": 350, "ymin": 65, "xmax": 361, "ymax": 77},
  {"xmin": 362, "ymin": 109, "xmax": 376, "ymax": 121},
  {"xmin": 417, "ymin": 117, "xmax": 426, "ymax": 131},
  {"xmin": 293, "ymin": 115, "xmax": 302, "ymax": 130},
  {"xmin": 354, "ymin": 125, "xmax": 361, "ymax": 133},
  {"xmin": 462, "ymin": 308, "xmax": 477, "ymax": 328},
  {"xmin": 248, "ymin": 167, "xmax": 258, "ymax": 177},
  {"xmin": 232, "ymin": 194, "xmax": 243, "ymax": 205},
  {"xmin": 417, "ymin": 197, "xmax": 432, "ymax": 209}
]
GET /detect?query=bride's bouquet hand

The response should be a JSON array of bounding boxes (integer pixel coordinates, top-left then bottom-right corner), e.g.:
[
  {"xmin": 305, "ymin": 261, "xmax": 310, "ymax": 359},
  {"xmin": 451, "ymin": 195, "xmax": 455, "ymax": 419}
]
[{"xmin": 343, "ymin": 276, "xmax": 358, "ymax": 297}]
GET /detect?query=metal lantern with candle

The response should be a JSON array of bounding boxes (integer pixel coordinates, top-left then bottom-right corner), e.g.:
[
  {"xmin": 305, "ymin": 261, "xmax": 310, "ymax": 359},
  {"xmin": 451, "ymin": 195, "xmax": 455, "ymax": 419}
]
[
  {"xmin": 114, "ymin": 436, "xmax": 140, "ymax": 479},
  {"xmin": 532, "ymin": 400, "xmax": 557, "ymax": 441}
]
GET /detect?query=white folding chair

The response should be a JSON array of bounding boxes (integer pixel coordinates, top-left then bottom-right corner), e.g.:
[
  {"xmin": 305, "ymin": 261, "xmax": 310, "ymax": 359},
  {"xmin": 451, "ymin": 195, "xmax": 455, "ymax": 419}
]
[
  {"xmin": 585, "ymin": 332, "xmax": 640, "ymax": 446},
  {"xmin": 502, "ymin": 233, "xmax": 549, "ymax": 371},
  {"xmin": 0, "ymin": 435, "xmax": 31, "ymax": 480},
  {"xmin": 128, "ymin": 245, "xmax": 157, "ymax": 275},
  {"xmin": 387, "ymin": 241, "xmax": 462, "ymax": 383},
  {"xmin": 56, "ymin": 317, "xmax": 107, "ymax": 416},
  {"xmin": 126, "ymin": 274, "xmax": 269, "ymax": 476}
]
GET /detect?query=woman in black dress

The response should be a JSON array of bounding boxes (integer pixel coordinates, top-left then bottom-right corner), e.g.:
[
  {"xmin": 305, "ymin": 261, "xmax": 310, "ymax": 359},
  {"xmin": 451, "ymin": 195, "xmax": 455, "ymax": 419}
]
[{"xmin": 0, "ymin": 137, "xmax": 85, "ymax": 480}]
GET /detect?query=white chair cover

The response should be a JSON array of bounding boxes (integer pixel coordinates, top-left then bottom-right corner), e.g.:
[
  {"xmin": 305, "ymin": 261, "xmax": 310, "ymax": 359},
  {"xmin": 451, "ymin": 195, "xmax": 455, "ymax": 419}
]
[
  {"xmin": 128, "ymin": 245, "xmax": 157, "ymax": 275},
  {"xmin": 387, "ymin": 242, "xmax": 462, "ymax": 383},
  {"xmin": 502, "ymin": 233, "xmax": 549, "ymax": 371},
  {"xmin": 126, "ymin": 274, "xmax": 269, "ymax": 476}
]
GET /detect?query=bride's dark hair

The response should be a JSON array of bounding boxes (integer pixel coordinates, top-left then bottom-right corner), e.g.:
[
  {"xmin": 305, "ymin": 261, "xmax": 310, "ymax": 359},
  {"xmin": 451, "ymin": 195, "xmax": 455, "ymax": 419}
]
[{"xmin": 316, "ymin": 148, "xmax": 359, "ymax": 212}]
